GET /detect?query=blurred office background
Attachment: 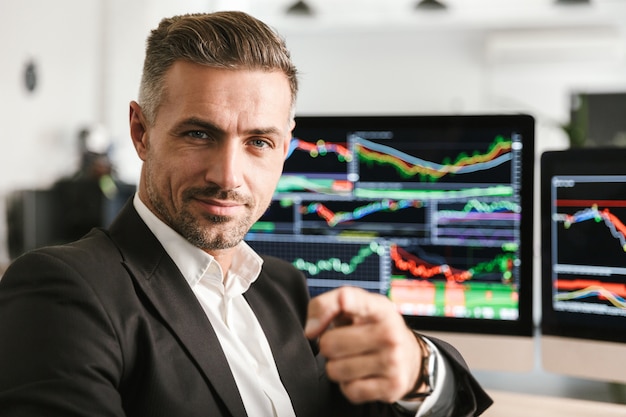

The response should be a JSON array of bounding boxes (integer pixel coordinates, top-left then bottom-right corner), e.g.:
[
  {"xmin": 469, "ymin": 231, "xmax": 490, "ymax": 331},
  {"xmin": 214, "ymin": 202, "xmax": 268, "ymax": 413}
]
[{"xmin": 1, "ymin": 0, "xmax": 625, "ymax": 412}]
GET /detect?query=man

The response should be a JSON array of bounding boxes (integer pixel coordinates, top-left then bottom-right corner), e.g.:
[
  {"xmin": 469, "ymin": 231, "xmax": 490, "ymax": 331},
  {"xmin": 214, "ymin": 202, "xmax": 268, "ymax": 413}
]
[{"xmin": 0, "ymin": 11, "xmax": 492, "ymax": 417}]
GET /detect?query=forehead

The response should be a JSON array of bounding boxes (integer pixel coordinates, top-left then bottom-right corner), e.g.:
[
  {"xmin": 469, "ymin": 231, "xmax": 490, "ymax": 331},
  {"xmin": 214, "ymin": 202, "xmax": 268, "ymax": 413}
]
[{"xmin": 159, "ymin": 61, "xmax": 293, "ymax": 120}]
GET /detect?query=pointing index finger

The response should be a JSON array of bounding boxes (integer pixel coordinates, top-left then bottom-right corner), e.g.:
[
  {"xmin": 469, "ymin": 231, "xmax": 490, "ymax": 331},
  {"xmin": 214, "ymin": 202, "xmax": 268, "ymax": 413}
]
[{"xmin": 304, "ymin": 286, "xmax": 387, "ymax": 339}]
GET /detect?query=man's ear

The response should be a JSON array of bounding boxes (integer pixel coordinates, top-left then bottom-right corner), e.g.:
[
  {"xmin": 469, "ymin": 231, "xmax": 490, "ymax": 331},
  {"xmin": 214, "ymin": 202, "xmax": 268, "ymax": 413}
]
[{"xmin": 129, "ymin": 101, "xmax": 149, "ymax": 161}]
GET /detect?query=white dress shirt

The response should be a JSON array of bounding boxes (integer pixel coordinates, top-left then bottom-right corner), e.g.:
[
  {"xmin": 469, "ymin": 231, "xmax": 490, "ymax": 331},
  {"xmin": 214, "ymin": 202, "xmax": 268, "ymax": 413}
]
[
  {"xmin": 134, "ymin": 194, "xmax": 296, "ymax": 417},
  {"xmin": 133, "ymin": 194, "xmax": 454, "ymax": 417}
]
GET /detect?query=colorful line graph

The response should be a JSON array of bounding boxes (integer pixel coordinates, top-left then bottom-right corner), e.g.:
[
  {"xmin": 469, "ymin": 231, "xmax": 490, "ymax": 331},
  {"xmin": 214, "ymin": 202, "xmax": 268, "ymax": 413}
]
[
  {"xmin": 354, "ymin": 185, "xmax": 513, "ymax": 200},
  {"xmin": 275, "ymin": 175, "xmax": 353, "ymax": 195},
  {"xmin": 390, "ymin": 245, "xmax": 472, "ymax": 282},
  {"xmin": 560, "ymin": 204, "xmax": 626, "ymax": 251},
  {"xmin": 356, "ymin": 135, "xmax": 512, "ymax": 182},
  {"xmin": 286, "ymin": 138, "xmax": 353, "ymax": 162},
  {"xmin": 301, "ymin": 199, "xmax": 422, "ymax": 227},
  {"xmin": 439, "ymin": 199, "xmax": 521, "ymax": 216},
  {"xmin": 292, "ymin": 241, "xmax": 385, "ymax": 276},
  {"xmin": 555, "ymin": 279, "xmax": 626, "ymax": 309},
  {"xmin": 390, "ymin": 245, "xmax": 515, "ymax": 283},
  {"xmin": 437, "ymin": 199, "xmax": 521, "ymax": 226}
]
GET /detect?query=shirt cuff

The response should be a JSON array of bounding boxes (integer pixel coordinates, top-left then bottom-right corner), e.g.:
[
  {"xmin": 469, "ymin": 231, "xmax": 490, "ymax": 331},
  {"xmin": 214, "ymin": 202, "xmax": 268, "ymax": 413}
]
[{"xmin": 395, "ymin": 336, "xmax": 456, "ymax": 417}]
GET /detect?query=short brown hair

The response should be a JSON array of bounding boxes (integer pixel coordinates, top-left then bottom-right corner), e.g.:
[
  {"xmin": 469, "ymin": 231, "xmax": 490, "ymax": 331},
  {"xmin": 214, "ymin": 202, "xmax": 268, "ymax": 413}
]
[{"xmin": 138, "ymin": 11, "xmax": 298, "ymax": 124}]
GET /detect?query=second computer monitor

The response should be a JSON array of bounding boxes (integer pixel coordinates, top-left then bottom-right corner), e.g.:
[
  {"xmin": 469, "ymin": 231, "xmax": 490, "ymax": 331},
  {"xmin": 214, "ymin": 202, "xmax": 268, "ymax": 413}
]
[{"xmin": 541, "ymin": 147, "xmax": 626, "ymax": 384}]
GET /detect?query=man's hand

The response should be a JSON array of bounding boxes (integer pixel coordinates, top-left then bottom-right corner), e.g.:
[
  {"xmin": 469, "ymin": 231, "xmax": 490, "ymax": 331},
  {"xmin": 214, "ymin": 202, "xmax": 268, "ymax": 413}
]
[{"xmin": 304, "ymin": 286, "xmax": 423, "ymax": 404}]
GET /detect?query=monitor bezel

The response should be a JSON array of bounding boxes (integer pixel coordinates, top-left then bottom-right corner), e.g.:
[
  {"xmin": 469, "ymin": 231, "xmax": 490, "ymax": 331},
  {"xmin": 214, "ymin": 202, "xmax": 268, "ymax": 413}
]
[{"xmin": 540, "ymin": 147, "xmax": 626, "ymax": 344}]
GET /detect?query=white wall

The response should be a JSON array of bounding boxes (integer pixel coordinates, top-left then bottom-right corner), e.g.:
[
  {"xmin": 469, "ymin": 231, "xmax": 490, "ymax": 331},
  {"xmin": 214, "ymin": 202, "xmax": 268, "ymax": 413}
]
[
  {"xmin": 0, "ymin": 0, "xmax": 102, "ymax": 264},
  {"xmin": 0, "ymin": 0, "xmax": 102, "ymax": 189}
]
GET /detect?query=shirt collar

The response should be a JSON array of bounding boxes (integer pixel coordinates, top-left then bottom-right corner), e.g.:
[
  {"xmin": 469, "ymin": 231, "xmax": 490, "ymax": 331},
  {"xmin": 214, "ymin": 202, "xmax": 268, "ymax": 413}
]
[{"xmin": 132, "ymin": 193, "xmax": 263, "ymax": 293}]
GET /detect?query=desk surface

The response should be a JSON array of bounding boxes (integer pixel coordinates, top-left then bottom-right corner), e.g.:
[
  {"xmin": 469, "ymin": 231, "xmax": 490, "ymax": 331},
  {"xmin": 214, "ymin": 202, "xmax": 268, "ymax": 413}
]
[{"xmin": 483, "ymin": 389, "xmax": 626, "ymax": 417}]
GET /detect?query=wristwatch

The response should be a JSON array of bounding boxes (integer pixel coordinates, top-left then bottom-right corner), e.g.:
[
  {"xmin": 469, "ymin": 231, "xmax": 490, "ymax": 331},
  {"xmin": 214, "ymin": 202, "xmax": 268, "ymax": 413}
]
[{"xmin": 402, "ymin": 335, "xmax": 437, "ymax": 400}]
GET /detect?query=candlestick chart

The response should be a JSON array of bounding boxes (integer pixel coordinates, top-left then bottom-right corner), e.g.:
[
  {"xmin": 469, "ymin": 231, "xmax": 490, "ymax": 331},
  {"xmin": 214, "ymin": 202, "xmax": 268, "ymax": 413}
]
[
  {"xmin": 550, "ymin": 176, "xmax": 626, "ymax": 317},
  {"xmin": 247, "ymin": 116, "xmax": 532, "ymax": 323}
]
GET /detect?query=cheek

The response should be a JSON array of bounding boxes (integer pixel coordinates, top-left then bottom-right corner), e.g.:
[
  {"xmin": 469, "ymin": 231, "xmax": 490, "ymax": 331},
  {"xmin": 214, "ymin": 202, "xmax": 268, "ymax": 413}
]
[
  {"xmin": 148, "ymin": 150, "xmax": 199, "ymax": 194},
  {"xmin": 250, "ymin": 159, "xmax": 283, "ymax": 201}
]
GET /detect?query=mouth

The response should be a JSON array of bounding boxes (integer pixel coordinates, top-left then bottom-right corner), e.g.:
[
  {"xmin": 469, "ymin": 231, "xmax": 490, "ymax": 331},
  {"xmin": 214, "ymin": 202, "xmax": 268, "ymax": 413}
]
[{"xmin": 194, "ymin": 197, "xmax": 244, "ymax": 218}]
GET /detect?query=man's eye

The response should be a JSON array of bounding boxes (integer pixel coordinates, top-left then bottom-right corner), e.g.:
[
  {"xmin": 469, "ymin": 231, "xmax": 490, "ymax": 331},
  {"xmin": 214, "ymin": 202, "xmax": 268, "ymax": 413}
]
[
  {"xmin": 250, "ymin": 139, "xmax": 271, "ymax": 149},
  {"xmin": 187, "ymin": 131, "xmax": 209, "ymax": 139}
]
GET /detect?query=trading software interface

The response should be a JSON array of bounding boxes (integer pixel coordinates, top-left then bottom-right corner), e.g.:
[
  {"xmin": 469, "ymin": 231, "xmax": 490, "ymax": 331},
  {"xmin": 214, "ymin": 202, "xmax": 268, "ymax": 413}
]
[
  {"xmin": 246, "ymin": 115, "xmax": 532, "ymax": 322},
  {"xmin": 548, "ymin": 174, "xmax": 626, "ymax": 319}
]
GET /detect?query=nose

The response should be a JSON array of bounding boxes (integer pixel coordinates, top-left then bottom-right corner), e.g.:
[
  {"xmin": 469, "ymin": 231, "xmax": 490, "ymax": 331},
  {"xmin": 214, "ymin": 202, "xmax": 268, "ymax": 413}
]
[{"xmin": 205, "ymin": 141, "xmax": 244, "ymax": 190}]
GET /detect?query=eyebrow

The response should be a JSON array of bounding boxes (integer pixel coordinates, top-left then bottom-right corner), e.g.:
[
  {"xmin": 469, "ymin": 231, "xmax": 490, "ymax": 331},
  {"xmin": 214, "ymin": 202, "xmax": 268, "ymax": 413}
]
[
  {"xmin": 177, "ymin": 117, "xmax": 224, "ymax": 136},
  {"xmin": 178, "ymin": 117, "xmax": 283, "ymax": 137}
]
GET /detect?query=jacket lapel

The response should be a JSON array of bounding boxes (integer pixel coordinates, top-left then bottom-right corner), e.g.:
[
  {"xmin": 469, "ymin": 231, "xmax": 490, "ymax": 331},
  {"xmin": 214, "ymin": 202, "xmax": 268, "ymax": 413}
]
[
  {"xmin": 108, "ymin": 201, "xmax": 247, "ymax": 417},
  {"xmin": 245, "ymin": 269, "xmax": 321, "ymax": 417}
]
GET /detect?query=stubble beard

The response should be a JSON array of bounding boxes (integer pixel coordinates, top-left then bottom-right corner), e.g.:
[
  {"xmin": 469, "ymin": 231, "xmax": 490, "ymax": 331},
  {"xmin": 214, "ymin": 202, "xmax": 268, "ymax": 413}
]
[{"xmin": 146, "ymin": 179, "xmax": 256, "ymax": 251}]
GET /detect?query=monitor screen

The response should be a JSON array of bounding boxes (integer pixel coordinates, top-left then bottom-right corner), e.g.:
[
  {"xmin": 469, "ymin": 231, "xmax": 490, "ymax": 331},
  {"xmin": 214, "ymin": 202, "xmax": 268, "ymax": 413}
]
[
  {"xmin": 540, "ymin": 148, "xmax": 626, "ymax": 383},
  {"xmin": 246, "ymin": 114, "xmax": 535, "ymax": 371}
]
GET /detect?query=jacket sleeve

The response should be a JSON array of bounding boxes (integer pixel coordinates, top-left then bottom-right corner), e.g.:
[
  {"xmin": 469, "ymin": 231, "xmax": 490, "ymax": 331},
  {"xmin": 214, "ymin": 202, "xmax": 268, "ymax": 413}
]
[{"xmin": 427, "ymin": 336, "xmax": 494, "ymax": 416}]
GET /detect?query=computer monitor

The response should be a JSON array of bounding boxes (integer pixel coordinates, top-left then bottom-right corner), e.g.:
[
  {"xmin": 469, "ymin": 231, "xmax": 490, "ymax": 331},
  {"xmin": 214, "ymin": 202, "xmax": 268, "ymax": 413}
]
[
  {"xmin": 566, "ymin": 91, "xmax": 626, "ymax": 147},
  {"xmin": 540, "ymin": 148, "xmax": 626, "ymax": 384},
  {"xmin": 246, "ymin": 114, "xmax": 535, "ymax": 372}
]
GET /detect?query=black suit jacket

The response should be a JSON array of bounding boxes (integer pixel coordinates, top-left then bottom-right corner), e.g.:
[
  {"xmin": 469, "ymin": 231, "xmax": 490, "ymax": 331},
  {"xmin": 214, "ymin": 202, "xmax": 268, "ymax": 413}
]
[{"xmin": 0, "ymin": 201, "xmax": 492, "ymax": 416}]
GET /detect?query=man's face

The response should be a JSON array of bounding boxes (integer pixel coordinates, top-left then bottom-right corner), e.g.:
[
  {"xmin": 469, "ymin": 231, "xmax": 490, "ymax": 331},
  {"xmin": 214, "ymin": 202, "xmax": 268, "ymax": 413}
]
[{"xmin": 131, "ymin": 61, "xmax": 294, "ymax": 252}]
